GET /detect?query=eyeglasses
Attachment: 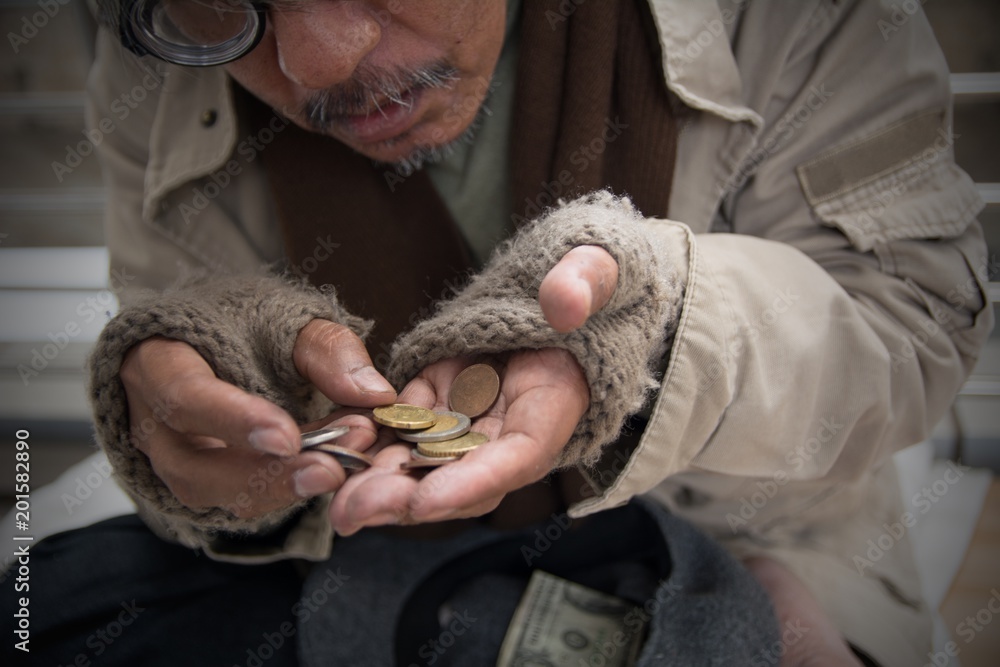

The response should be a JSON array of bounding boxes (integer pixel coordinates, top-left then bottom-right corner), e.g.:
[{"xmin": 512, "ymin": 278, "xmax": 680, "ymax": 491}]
[{"xmin": 119, "ymin": 0, "xmax": 267, "ymax": 67}]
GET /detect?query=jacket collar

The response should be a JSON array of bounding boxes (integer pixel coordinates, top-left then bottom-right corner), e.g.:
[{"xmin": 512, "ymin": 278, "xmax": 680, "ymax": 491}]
[
  {"xmin": 648, "ymin": 0, "xmax": 761, "ymax": 127},
  {"xmin": 142, "ymin": 0, "xmax": 761, "ymax": 222}
]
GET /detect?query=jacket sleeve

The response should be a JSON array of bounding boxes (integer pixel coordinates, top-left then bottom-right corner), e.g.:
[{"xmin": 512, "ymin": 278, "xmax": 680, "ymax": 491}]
[
  {"xmin": 572, "ymin": 0, "xmax": 992, "ymax": 516},
  {"xmin": 86, "ymin": 31, "xmax": 339, "ymax": 560},
  {"xmin": 86, "ymin": 28, "xmax": 284, "ymax": 305}
]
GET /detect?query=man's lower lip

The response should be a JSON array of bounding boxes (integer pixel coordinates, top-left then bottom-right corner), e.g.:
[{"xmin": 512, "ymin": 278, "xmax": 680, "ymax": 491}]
[{"xmin": 337, "ymin": 90, "xmax": 422, "ymax": 144}]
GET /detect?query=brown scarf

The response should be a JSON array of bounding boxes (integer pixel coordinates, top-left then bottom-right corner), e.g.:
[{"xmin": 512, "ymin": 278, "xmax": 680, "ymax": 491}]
[{"xmin": 241, "ymin": 0, "xmax": 676, "ymax": 361}]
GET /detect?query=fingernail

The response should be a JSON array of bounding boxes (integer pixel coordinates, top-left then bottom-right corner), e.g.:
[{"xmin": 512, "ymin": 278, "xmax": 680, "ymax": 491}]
[
  {"xmin": 294, "ymin": 465, "xmax": 340, "ymax": 497},
  {"xmin": 352, "ymin": 366, "xmax": 395, "ymax": 395},
  {"xmin": 248, "ymin": 426, "xmax": 295, "ymax": 456}
]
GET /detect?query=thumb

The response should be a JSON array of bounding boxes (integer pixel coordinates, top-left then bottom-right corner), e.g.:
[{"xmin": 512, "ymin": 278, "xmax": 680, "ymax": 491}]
[
  {"xmin": 538, "ymin": 245, "xmax": 619, "ymax": 333},
  {"xmin": 294, "ymin": 319, "xmax": 397, "ymax": 407}
]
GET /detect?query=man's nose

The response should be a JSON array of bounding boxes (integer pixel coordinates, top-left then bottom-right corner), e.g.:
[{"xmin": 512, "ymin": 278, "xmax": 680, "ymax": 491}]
[{"xmin": 270, "ymin": 2, "xmax": 382, "ymax": 90}]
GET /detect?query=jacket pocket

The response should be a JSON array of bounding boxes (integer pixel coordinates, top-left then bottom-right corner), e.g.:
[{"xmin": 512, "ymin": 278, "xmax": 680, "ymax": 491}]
[{"xmin": 796, "ymin": 109, "xmax": 983, "ymax": 253}]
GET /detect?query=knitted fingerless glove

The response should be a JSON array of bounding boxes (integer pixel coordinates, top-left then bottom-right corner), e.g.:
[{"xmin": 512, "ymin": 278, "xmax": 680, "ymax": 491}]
[
  {"xmin": 88, "ymin": 272, "xmax": 370, "ymax": 542},
  {"xmin": 387, "ymin": 191, "xmax": 685, "ymax": 467}
]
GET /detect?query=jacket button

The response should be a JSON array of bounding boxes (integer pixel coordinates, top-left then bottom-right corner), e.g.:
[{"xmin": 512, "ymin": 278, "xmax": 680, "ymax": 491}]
[{"xmin": 201, "ymin": 109, "xmax": 218, "ymax": 127}]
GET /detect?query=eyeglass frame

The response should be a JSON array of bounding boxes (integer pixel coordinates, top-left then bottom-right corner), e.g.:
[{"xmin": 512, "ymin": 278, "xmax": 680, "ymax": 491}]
[{"xmin": 118, "ymin": 0, "xmax": 268, "ymax": 67}]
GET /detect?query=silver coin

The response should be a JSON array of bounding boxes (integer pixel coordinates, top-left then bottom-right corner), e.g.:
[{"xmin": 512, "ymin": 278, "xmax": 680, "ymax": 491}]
[
  {"xmin": 300, "ymin": 426, "xmax": 350, "ymax": 449},
  {"xmin": 304, "ymin": 443, "xmax": 373, "ymax": 471},
  {"xmin": 395, "ymin": 411, "xmax": 472, "ymax": 443}
]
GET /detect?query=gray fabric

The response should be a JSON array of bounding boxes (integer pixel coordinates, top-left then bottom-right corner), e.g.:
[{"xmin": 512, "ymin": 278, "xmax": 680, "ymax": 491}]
[
  {"xmin": 388, "ymin": 191, "xmax": 685, "ymax": 468},
  {"xmin": 298, "ymin": 500, "xmax": 779, "ymax": 666},
  {"xmin": 88, "ymin": 272, "xmax": 370, "ymax": 543}
]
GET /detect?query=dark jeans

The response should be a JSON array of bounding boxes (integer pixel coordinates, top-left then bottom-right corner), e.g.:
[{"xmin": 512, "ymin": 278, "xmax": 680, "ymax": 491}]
[{"xmin": 1, "ymin": 515, "xmax": 302, "ymax": 667}]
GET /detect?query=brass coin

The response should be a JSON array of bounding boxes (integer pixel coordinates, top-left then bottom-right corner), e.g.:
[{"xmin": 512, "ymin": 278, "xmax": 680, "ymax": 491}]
[
  {"xmin": 396, "ymin": 411, "xmax": 471, "ymax": 443},
  {"xmin": 448, "ymin": 364, "xmax": 500, "ymax": 418},
  {"xmin": 300, "ymin": 426, "xmax": 350, "ymax": 448},
  {"xmin": 373, "ymin": 404, "xmax": 437, "ymax": 429},
  {"xmin": 400, "ymin": 449, "xmax": 461, "ymax": 470},
  {"xmin": 303, "ymin": 443, "xmax": 373, "ymax": 471},
  {"xmin": 417, "ymin": 431, "xmax": 489, "ymax": 457}
]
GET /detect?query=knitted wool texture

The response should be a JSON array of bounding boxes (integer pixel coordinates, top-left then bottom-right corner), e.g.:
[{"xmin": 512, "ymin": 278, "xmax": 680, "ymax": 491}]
[
  {"xmin": 388, "ymin": 191, "xmax": 684, "ymax": 468},
  {"xmin": 89, "ymin": 192, "xmax": 684, "ymax": 541},
  {"xmin": 88, "ymin": 273, "xmax": 370, "ymax": 543}
]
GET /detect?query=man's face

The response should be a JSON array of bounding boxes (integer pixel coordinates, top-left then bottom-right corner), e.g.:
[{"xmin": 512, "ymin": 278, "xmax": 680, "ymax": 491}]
[{"xmin": 223, "ymin": 0, "xmax": 508, "ymax": 166}]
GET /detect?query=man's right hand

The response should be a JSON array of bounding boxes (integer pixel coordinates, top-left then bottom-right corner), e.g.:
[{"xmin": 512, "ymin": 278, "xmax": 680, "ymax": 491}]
[{"xmin": 119, "ymin": 319, "xmax": 396, "ymax": 519}]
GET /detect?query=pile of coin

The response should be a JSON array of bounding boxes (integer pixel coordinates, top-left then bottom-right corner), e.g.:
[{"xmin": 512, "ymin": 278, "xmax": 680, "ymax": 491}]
[
  {"xmin": 374, "ymin": 363, "xmax": 500, "ymax": 470},
  {"xmin": 301, "ymin": 364, "xmax": 501, "ymax": 472}
]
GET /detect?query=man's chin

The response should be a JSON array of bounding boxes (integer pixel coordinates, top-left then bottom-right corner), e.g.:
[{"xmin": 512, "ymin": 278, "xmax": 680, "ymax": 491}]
[
  {"xmin": 366, "ymin": 117, "xmax": 483, "ymax": 176},
  {"xmin": 347, "ymin": 126, "xmax": 452, "ymax": 163}
]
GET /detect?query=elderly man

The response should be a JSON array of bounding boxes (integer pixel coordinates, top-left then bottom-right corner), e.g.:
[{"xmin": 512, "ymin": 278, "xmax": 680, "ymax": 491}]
[{"xmin": 13, "ymin": 1, "xmax": 990, "ymax": 665}]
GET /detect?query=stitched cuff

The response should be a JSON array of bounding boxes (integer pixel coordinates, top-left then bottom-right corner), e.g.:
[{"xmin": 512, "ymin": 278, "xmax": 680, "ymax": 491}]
[
  {"xmin": 387, "ymin": 191, "xmax": 684, "ymax": 467},
  {"xmin": 88, "ymin": 272, "xmax": 370, "ymax": 542}
]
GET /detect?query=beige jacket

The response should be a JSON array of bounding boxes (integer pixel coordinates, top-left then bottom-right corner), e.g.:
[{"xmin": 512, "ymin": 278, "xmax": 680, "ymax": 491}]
[{"xmin": 88, "ymin": 2, "xmax": 990, "ymax": 661}]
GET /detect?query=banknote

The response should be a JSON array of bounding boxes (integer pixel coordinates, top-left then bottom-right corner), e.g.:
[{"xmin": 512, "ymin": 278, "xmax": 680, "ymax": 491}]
[{"xmin": 496, "ymin": 570, "xmax": 647, "ymax": 666}]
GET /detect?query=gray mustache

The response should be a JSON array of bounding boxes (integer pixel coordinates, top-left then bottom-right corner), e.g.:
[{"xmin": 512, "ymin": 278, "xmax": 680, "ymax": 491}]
[{"xmin": 303, "ymin": 61, "xmax": 458, "ymax": 130}]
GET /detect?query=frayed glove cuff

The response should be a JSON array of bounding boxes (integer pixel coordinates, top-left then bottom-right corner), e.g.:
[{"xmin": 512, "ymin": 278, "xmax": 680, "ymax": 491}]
[
  {"xmin": 387, "ymin": 192, "xmax": 684, "ymax": 467},
  {"xmin": 88, "ymin": 273, "xmax": 369, "ymax": 542}
]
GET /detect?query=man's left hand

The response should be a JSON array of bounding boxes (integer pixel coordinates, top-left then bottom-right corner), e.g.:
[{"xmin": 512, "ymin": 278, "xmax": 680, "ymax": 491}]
[{"xmin": 327, "ymin": 246, "xmax": 618, "ymax": 534}]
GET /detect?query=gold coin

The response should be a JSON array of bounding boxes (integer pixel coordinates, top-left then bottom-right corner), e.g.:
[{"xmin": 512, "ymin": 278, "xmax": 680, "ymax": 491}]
[
  {"xmin": 417, "ymin": 431, "xmax": 489, "ymax": 457},
  {"xmin": 396, "ymin": 411, "xmax": 471, "ymax": 443},
  {"xmin": 373, "ymin": 404, "xmax": 437, "ymax": 429},
  {"xmin": 400, "ymin": 450, "xmax": 461, "ymax": 470},
  {"xmin": 448, "ymin": 364, "xmax": 500, "ymax": 418}
]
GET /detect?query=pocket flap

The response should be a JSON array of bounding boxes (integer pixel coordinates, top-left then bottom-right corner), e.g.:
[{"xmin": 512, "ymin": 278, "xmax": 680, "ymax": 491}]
[{"xmin": 796, "ymin": 110, "xmax": 983, "ymax": 252}]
